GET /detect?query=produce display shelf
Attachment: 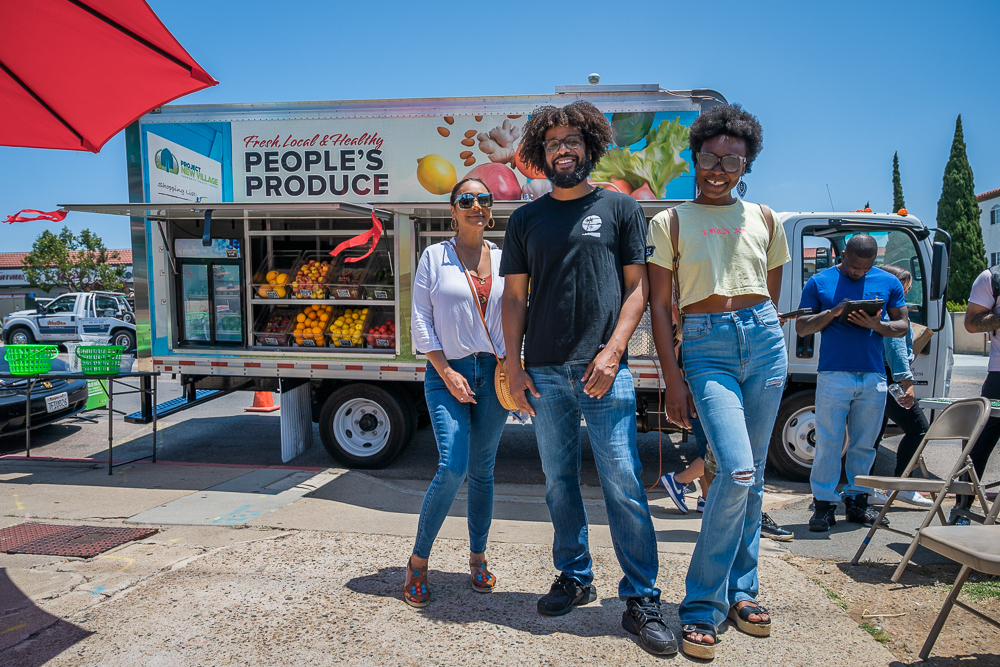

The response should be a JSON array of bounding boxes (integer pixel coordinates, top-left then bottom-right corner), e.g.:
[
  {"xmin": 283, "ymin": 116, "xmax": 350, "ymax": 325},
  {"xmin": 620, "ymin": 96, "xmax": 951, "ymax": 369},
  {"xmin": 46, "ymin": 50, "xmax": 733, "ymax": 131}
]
[{"xmin": 249, "ymin": 299, "xmax": 377, "ymax": 307}]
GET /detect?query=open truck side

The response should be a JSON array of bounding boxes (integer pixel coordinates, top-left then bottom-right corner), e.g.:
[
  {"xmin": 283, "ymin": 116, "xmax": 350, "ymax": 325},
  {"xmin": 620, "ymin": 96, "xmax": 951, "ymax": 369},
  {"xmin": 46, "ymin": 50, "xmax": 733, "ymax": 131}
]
[{"xmin": 65, "ymin": 85, "xmax": 952, "ymax": 480}]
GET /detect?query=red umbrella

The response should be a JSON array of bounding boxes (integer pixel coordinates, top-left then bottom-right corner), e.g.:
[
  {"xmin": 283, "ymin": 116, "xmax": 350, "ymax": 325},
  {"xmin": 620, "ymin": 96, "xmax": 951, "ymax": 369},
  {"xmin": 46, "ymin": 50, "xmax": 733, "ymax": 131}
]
[{"xmin": 0, "ymin": 0, "xmax": 217, "ymax": 153}]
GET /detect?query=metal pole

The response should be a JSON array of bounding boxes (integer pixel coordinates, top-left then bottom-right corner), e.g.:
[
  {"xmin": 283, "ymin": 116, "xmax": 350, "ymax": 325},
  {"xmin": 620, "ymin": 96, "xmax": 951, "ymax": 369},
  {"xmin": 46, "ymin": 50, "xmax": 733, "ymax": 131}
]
[
  {"xmin": 107, "ymin": 377, "xmax": 114, "ymax": 475},
  {"xmin": 25, "ymin": 380, "xmax": 33, "ymax": 457},
  {"xmin": 152, "ymin": 374, "xmax": 157, "ymax": 463}
]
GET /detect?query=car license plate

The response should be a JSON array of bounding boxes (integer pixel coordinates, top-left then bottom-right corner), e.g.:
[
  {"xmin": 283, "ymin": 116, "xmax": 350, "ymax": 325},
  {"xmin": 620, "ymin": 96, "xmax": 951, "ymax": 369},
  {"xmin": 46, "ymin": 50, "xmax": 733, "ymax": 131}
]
[{"xmin": 45, "ymin": 392, "xmax": 69, "ymax": 413}]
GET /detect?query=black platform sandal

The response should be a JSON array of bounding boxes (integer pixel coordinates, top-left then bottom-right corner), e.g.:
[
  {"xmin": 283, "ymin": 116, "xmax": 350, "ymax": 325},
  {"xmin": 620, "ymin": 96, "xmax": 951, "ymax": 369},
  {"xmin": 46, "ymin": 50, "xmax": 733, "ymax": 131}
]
[
  {"xmin": 681, "ymin": 623, "xmax": 717, "ymax": 660},
  {"xmin": 728, "ymin": 601, "xmax": 771, "ymax": 637}
]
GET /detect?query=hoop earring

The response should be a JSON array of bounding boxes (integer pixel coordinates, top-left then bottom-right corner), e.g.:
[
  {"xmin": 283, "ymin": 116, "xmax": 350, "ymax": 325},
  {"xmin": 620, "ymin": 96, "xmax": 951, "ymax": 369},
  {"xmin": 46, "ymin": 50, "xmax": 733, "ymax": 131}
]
[
  {"xmin": 450, "ymin": 218, "xmax": 458, "ymax": 231},
  {"xmin": 487, "ymin": 218, "xmax": 495, "ymax": 229},
  {"xmin": 736, "ymin": 179, "xmax": 747, "ymax": 198}
]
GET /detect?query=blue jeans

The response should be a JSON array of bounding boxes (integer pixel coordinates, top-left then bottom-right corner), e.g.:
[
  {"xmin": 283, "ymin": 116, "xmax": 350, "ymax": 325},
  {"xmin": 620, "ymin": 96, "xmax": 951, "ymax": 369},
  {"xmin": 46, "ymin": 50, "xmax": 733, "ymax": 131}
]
[
  {"xmin": 810, "ymin": 370, "xmax": 887, "ymax": 502},
  {"xmin": 413, "ymin": 353, "xmax": 509, "ymax": 559},
  {"xmin": 527, "ymin": 363, "xmax": 659, "ymax": 600},
  {"xmin": 678, "ymin": 301, "xmax": 787, "ymax": 628}
]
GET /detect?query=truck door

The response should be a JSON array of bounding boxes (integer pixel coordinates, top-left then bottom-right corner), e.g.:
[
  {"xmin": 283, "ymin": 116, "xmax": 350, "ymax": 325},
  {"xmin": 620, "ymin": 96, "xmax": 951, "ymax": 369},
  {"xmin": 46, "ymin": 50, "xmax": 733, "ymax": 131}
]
[
  {"xmin": 36, "ymin": 294, "xmax": 79, "ymax": 341},
  {"xmin": 80, "ymin": 294, "xmax": 116, "ymax": 339}
]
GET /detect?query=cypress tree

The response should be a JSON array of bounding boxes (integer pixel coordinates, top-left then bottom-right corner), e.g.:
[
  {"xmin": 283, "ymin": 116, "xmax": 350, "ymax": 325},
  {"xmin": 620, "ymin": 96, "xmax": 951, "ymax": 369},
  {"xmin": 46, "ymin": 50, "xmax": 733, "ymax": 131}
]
[
  {"xmin": 936, "ymin": 115, "xmax": 985, "ymax": 303},
  {"xmin": 892, "ymin": 152, "xmax": 905, "ymax": 212}
]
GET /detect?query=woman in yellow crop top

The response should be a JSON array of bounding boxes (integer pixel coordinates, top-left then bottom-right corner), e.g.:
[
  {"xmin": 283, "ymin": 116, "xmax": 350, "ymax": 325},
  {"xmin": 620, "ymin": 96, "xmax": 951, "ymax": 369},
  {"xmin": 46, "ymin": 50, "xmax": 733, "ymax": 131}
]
[{"xmin": 646, "ymin": 104, "xmax": 790, "ymax": 660}]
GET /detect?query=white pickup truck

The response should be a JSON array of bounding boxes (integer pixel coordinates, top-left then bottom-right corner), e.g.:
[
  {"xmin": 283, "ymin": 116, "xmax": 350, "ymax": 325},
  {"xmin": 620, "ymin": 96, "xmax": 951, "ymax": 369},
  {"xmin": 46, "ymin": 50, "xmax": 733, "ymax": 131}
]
[{"xmin": 2, "ymin": 291, "xmax": 136, "ymax": 351}]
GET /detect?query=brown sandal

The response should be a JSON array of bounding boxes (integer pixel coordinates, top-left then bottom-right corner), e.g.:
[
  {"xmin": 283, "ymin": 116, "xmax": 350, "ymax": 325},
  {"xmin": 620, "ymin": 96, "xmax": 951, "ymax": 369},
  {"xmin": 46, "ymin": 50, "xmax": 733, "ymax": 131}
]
[
  {"xmin": 470, "ymin": 559, "xmax": 497, "ymax": 593},
  {"xmin": 404, "ymin": 556, "xmax": 430, "ymax": 607}
]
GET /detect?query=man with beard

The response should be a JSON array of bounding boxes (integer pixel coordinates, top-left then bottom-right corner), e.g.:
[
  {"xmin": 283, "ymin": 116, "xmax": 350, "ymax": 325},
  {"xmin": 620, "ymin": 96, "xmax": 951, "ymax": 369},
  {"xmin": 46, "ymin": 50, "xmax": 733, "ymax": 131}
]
[{"xmin": 500, "ymin": 101, "xmax": 674, "ymax": 656}]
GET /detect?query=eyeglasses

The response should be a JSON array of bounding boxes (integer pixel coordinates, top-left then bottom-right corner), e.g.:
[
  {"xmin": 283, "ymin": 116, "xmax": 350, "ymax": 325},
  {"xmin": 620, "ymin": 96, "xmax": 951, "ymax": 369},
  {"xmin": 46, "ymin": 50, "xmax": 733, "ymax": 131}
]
[
  {"xmin": 694, "ymin": 152, "xmax": 746, "ymax": 173},
  {"xmin": 543, "ymin": 134, "xmax": 585, "ymax": 154},
  {"xmin": 455, "ymin": 192, "xmax": 494, "ymax": 209}
]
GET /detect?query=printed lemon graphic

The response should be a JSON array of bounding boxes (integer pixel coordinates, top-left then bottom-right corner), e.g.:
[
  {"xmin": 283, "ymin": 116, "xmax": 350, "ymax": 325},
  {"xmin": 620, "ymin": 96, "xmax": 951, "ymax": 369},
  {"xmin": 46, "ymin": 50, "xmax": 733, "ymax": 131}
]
[{"xmin": 416, "ymin": 155, "xmax": 457, "ymax": 195}]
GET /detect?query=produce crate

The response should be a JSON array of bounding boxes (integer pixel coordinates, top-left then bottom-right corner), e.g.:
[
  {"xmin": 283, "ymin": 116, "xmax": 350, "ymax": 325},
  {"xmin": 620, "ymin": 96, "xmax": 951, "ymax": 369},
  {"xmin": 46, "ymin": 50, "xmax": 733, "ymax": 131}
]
[
  {"xmin": 251, "ymin": 251, "xmax": 300, "ymax": 299},
  {"xmin": 361, "ymin": 250, "xmax": 395, "ymax": 301},
  {"xmin": 328, "ymin": 306, "xmax": 372, "ymax": 348},
  {"xmin": 252, "ymin": 306, "xmax": 296, "ymax": 347},
  {"xmin": 327, "ymin": 252, "xmax": 368, "ymax": 300},
  {"xmin": 364, "ymin": 310, "xmax": 397, "ymax": 351},
  {"xmin": 288, "ymin": 251, "xmax": 335, "ymax": 299},
  {"xmin": 291, "ymin": 303, "xmax": 335, "ymax": 348}
]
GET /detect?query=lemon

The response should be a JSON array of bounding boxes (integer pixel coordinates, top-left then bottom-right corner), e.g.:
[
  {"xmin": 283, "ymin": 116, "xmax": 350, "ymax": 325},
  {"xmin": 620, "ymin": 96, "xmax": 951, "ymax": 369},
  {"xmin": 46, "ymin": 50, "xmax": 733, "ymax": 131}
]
[{"xmin": 416, "ymin": 155, "xmax": 457, "ymax": 195}]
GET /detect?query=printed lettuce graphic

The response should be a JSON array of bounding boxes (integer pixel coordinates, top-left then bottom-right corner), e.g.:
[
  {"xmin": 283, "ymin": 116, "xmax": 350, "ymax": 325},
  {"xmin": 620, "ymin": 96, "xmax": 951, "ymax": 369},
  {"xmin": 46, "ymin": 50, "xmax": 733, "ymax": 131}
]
[{"xmin": 592, "ymin": 118, "xmax": 690, "ymax": 198}]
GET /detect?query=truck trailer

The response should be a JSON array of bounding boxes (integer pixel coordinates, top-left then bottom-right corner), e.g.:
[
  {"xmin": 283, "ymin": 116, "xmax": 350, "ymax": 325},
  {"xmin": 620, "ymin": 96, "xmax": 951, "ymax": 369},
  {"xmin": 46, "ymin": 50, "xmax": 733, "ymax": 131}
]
[{"xmin": 65, "ymin": 84, "xmax": 953, "ymax": 482}]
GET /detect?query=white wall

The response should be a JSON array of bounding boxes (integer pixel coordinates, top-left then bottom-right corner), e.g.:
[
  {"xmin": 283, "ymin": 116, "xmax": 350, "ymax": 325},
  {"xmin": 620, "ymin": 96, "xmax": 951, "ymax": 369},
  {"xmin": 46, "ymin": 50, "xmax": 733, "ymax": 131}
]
[{"xmin": 980, "ymin": 195, "xmax": 1000, "ymax": 268}]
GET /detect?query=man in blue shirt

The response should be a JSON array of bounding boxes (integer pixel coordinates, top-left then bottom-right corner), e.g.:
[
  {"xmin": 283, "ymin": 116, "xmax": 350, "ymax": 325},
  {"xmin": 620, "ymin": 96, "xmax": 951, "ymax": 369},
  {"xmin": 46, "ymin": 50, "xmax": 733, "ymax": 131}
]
[{"xmin": 795, "ymin": 234, "xmax": 908, "ymax": 531}]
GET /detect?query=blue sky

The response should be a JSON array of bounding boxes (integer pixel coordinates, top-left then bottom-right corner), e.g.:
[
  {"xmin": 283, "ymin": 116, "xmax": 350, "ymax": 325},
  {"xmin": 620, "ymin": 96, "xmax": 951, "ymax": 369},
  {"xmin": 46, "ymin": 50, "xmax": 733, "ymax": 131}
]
[{"xmin": 2, "ymin": 0, "xmax": 998, "ymax": 250}]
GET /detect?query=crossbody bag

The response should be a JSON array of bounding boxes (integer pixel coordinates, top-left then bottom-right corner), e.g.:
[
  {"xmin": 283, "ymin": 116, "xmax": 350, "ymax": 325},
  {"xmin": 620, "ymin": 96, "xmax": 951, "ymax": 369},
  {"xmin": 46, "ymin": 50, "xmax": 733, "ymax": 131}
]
[{"xmin": 448, "ymin": 241, "xmax": 519, "ymax": 411}]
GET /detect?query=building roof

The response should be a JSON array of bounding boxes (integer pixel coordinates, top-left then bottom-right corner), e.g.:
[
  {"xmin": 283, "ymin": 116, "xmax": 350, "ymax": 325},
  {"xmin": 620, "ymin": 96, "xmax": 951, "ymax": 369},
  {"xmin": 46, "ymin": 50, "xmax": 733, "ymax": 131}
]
[
  {"xmin": 977, "ymin": 188, "xmax": 1000, "ymax": 203},
  {"xmin": 0, "ymin": 250, "xmax": 131, "ymax": 269}
]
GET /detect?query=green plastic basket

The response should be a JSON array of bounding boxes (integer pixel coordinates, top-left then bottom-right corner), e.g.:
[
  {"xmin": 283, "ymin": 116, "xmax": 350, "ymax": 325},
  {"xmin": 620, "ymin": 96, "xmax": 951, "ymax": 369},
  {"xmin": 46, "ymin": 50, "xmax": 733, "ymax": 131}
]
[
  {"xmin": 4, "ymin": 345, "xmax": 59, "ymax": 376},
  {"xmin": 75, "ymin": 345, "xmax": 126, "ymax": 376}
]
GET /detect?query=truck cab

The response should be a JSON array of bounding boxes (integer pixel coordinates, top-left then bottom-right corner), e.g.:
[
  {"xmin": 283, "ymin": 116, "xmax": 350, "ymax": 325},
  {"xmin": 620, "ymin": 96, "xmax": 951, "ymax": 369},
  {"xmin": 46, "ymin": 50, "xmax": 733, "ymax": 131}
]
[{"xmin": 2, "ymin": 291, "xmax": 137, "ymax": 351}]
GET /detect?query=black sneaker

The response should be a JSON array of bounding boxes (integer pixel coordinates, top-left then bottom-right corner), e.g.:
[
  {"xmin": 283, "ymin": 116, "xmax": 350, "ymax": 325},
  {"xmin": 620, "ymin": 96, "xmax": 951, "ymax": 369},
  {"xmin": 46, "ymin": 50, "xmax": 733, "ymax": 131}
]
[
  {"xmin": 809, "ymin": 499, "xmax": 836, "ymax": 532},
  {"xmin": 622, "ymin": 596, "xmax": 678, "ymax": 655},
  {"xmin": 537, "ymin": 573, "xmax": 597, "ymax": 616},
  {"xmin": 760, "ymin": 512, "xmax": 794, "ymax": 541},
  {"xmin": 844, "ymin": 493, "xmax": 889, "ymax": 527}
]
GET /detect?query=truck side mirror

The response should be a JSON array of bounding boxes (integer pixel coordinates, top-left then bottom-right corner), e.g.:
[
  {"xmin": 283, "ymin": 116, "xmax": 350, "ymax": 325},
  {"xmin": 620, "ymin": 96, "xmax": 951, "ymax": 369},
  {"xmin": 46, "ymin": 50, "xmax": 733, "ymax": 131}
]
[
  {"xmin": 36, "ymin": 303, "xmax": 47, "ymax": 314},
  {"xmin": 930, "ymin": 241, "xmax": 949, "ymax": 301}
]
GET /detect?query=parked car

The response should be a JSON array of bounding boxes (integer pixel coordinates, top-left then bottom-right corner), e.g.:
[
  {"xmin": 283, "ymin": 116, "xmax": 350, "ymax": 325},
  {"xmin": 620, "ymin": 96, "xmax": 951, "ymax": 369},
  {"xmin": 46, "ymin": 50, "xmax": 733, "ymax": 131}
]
[{"xmin": 0, "ymin": 357, "xmax": 89, "ymax": 438}]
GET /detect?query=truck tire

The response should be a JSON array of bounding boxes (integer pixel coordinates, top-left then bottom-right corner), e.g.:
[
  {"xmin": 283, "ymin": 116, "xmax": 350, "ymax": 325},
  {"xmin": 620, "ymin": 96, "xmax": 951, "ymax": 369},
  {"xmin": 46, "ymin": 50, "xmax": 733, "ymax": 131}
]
[
  {"xmin": 7, "ymin": 327, "xmax": 35, "ymax": 346},
  {"xmin": 387, "ymin": 385, "xmax": 418, "ymax": 445},
  {"xmin": 769, "ymin": 389, "xmax": 850, "ymax": 482},
  {"xmin": 111, "ymin": 329, "xmax": 136, "ymax": 352},
  {"xmin": 319, "ymin": 383, "xmax": 409, "ymax": 469}
]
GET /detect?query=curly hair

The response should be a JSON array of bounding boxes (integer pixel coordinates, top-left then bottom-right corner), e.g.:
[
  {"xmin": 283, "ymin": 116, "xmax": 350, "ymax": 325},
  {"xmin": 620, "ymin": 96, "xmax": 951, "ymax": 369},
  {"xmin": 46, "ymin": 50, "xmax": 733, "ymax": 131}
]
[
  {"xmin": 517, "ymin": 101, "xmax": 613, "ymax": 174},
  {"xmin": 688, "ymin": 104, "xmax": 763, "ymax": 174}
]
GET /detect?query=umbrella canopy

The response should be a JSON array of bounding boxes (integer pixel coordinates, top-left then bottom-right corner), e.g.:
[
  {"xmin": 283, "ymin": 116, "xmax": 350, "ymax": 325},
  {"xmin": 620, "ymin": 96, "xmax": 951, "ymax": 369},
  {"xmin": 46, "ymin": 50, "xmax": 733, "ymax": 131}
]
[{"xmin": 0, "ymin": 0, "xmax": 217, "ymax": 153}]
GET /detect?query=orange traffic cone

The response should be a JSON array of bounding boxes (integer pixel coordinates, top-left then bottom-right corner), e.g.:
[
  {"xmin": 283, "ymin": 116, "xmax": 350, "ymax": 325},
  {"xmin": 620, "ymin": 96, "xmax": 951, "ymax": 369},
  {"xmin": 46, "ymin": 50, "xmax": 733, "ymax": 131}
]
[{"xmin": 245, "ymin": 391, "xmax": 280, "ymax": 412}]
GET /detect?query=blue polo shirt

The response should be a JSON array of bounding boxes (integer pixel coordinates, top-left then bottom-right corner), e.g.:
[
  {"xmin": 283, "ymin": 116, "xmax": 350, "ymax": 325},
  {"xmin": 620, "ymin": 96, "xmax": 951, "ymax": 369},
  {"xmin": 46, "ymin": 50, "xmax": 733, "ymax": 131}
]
[{"xmin": 798, "ymin": 266, "xmax": 906, "ymax": 373}]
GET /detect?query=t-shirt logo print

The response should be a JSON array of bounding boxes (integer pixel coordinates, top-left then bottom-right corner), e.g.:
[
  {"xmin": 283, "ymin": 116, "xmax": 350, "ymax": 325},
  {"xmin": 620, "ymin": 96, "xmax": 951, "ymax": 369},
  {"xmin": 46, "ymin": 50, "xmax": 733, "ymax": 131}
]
[{"xmin": 581, "ymin": 215, "xmax": 602, "ymax": 238}]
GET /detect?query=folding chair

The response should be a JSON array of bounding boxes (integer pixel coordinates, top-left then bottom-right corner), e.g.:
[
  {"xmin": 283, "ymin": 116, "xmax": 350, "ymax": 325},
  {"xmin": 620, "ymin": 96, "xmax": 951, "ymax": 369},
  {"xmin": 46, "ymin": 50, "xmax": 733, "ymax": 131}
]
[
  {"xmin": 851, "ymin": 397, "xmax": 993, "ymax": 582},
  {"xmin": 916, "ymin": 491, "xmax": 1000, "ymax": 660}
]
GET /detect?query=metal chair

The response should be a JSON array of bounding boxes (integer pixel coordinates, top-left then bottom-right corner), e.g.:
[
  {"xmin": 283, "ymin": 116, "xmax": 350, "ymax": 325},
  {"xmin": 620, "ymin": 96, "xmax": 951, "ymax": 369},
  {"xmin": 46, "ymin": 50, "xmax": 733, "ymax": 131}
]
[
  {"xmin": 851, "ymin": 397, "xmax": 993, "ymax": 582},
  {"xmin": 916, "ymin": 490, "xmax": 1000, "ymax": 660}
]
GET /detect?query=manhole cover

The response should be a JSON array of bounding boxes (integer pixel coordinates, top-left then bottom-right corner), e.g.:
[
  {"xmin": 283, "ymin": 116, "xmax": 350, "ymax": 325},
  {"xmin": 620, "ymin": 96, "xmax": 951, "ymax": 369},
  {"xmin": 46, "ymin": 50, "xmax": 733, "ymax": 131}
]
[{"xmin": 0, "ymin": 522, "xmax": 157, "ymax": 558}]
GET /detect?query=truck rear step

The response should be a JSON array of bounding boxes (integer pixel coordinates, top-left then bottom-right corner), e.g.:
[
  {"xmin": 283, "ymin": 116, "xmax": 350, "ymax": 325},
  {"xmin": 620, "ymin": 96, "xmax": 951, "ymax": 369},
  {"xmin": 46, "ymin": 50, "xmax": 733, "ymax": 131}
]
[{"xmin": 125, "ymin": 388, "xmax": 230, "ymax": 424}]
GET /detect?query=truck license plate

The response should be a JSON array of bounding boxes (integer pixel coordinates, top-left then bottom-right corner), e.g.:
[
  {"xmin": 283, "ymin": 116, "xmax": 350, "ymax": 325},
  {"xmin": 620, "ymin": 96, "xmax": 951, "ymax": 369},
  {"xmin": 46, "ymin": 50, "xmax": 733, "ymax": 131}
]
[{"xmin": 45, "ymin": 392, "xmax": 69, "ymax": 413}]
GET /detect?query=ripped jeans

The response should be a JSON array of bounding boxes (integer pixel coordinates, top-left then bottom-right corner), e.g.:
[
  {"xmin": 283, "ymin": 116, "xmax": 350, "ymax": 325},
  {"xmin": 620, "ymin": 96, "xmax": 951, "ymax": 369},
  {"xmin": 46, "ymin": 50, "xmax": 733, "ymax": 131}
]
[{"xmin": 677, "ymin": 301, "xmax": 788, "ymax": 628}]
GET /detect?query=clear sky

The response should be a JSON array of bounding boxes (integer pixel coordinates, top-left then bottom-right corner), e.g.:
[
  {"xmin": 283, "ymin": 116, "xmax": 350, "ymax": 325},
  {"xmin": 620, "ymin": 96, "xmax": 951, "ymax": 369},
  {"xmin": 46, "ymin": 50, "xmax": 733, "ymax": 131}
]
[{"xmin": 1, "ymin": 0, "xmax": 998, "ymax": 251}]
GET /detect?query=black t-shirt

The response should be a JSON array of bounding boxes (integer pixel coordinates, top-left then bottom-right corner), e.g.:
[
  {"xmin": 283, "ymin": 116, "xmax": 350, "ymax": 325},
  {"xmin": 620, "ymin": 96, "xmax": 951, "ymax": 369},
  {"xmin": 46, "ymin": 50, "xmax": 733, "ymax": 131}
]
[{"xmin": 499, "ymin": 188, "xmax": 647, "ymax": 366}]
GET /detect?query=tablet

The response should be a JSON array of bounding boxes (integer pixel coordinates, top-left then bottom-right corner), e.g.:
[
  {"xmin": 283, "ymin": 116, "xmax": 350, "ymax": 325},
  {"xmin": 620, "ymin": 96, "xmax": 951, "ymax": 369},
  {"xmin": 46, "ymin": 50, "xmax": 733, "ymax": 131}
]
[{"xmin": 837, "ymin": 299, "xmax": 885, "ymax": 323}]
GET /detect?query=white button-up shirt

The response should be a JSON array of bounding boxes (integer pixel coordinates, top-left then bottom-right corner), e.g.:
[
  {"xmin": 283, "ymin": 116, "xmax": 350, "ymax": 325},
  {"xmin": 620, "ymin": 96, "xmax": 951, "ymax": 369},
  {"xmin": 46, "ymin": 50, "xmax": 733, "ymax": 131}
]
[{"xmin": 411, "ymin": 240, "xmax": 506, "ymax": 360}]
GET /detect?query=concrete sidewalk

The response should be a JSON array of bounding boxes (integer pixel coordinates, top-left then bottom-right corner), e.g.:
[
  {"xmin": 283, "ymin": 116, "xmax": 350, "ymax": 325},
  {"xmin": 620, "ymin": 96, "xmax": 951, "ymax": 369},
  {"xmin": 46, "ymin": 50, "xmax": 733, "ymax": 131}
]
[{"xmin": 0, "ymin": 459, "xmax": 897, "ymax": 666}]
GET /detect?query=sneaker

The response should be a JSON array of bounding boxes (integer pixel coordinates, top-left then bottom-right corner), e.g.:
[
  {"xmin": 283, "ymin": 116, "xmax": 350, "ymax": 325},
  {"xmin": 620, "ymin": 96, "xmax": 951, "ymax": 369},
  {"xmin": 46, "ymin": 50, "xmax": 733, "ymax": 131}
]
[
  {"xmin": 622, "ymin": 596, "xmax": 678, "ymax": 655},
  {"xmin": 896, "ymin": 490, "xmax": 933, "ymax": 507},
  {"xmin": 844, "ymin": 494, "xmax": 889, "ymax": 527},
  {"xmin": 809, "ymin": 500, "xmax": 836, "ymax": 532},
  {"xmin": 660, "ymin": 472, "xmax": 689, "ymax": 515},
  {"xmin": 537, "ymin": 573, "xmax": 597, "ymax": 616},
  {"xmin": 868, "ymin": 490, "xmax": 890, "ymax": 505},
  {"xmin": 949, "ymin": 508, "xmax": 971, "ymax": 526},
  {"xmin": 696, "ymin": 497, "xmax": 706, "ymax": 513},
  {"xmin": 760, "ymin": 512, "xmax": 794, "ymax": 541}
]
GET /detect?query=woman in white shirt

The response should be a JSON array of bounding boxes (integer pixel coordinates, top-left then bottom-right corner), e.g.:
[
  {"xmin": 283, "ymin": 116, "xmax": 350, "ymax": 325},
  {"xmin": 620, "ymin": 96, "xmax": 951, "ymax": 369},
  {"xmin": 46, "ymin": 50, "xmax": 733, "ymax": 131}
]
[{"xmin": 405, "ymin": 178, "xmax": 508, "ymax": 607}]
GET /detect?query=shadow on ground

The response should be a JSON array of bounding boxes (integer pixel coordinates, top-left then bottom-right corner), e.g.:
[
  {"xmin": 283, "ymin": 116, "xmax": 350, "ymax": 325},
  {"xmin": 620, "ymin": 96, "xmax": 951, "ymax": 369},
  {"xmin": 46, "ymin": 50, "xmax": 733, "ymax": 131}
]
[{"xmin": 0, "ymin": 568, "xmax": 92, "ymax": 666}]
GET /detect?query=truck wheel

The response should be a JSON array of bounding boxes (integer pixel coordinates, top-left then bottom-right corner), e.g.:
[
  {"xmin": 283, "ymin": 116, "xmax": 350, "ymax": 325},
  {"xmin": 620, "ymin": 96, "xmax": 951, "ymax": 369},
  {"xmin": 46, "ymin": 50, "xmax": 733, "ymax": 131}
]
[
  {"xmin": 112, "ymin": 330, "xmax": 136, "ymax": 352},
  {"xmin": 387, "ymin": 385, "xmax": 418, "ymax": 445},
  {"xmin": 319, "ymin": 383, "xmax": 408, "ymax": 469},
  {"xmin": 769, "ymin": 389, "xmax": 850, "ymax": 483},
  {"xmin": 7, "ymin": 327, "xmax": 34, "ymax": 345}
]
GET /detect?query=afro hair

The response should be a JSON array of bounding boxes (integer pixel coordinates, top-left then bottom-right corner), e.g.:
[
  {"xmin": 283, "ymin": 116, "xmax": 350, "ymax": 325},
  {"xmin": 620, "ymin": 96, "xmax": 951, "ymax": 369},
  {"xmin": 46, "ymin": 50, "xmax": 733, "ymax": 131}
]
[
  {"xmin": 517, "ymin": 101, "xmax": 614, "ymax": 174},
  {"xmin": 688, "ymin": 104, "xmax": 764, "ymax": 174}
]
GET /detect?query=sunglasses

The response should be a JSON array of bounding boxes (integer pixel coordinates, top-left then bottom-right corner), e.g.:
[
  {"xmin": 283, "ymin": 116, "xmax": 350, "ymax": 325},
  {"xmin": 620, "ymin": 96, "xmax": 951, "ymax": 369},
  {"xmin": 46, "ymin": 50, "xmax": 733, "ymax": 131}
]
[
  {"xmin": 543, "ymin": 134, "xmax": 585, "ymax": 154},
  {"xmin": 455, "ymin": 192, "xmax": 494, "ymax": 209},
  {"xmin": 695, "ymin": 152, "xmax": 746, "ymax": 173}
]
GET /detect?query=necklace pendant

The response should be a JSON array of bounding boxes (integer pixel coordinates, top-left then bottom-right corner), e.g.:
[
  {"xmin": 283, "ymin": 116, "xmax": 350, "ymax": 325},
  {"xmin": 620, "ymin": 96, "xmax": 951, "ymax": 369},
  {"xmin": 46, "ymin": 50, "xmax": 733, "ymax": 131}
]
[{"xmin": 478, "ymin": 278, "xmax": 486, "ymax": 285}]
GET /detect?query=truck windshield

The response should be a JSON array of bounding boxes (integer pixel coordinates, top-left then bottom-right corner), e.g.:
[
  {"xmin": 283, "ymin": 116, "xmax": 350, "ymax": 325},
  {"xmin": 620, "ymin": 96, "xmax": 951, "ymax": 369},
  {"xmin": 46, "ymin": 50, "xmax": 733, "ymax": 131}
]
[{"xmin": 802, "ymin": 227, "xmax": 926, "ymax": 324}]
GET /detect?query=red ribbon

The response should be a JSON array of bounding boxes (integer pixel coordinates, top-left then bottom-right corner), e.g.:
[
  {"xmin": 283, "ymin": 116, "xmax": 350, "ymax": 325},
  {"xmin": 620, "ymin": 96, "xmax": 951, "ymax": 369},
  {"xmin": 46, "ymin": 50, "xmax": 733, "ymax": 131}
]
[
  {"xmin": 329, "ymin": 212, "xmax": 383, "ymax": 263},
  {"xmin": 3, "ymin": 209, "xmax": 68, "ymax": 224}
]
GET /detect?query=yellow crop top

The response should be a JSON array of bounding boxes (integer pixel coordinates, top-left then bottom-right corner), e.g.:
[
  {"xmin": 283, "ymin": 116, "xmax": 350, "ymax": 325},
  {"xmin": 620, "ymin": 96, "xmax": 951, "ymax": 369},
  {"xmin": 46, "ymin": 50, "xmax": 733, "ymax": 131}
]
[{"xmin": 646, "ymin": 201, "xmax": 791, "ymax": 310}]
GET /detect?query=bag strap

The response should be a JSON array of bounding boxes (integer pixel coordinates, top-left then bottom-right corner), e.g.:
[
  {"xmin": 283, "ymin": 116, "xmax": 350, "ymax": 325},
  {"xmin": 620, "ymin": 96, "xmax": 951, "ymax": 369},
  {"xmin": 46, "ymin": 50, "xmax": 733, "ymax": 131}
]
[
  {"xmin": 759, "ymin": 203, "xmax": 774, "ymax": 242},
  {"xmin": 449, "ymin": 241, "xmax": 503, "ymax": 364}
]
